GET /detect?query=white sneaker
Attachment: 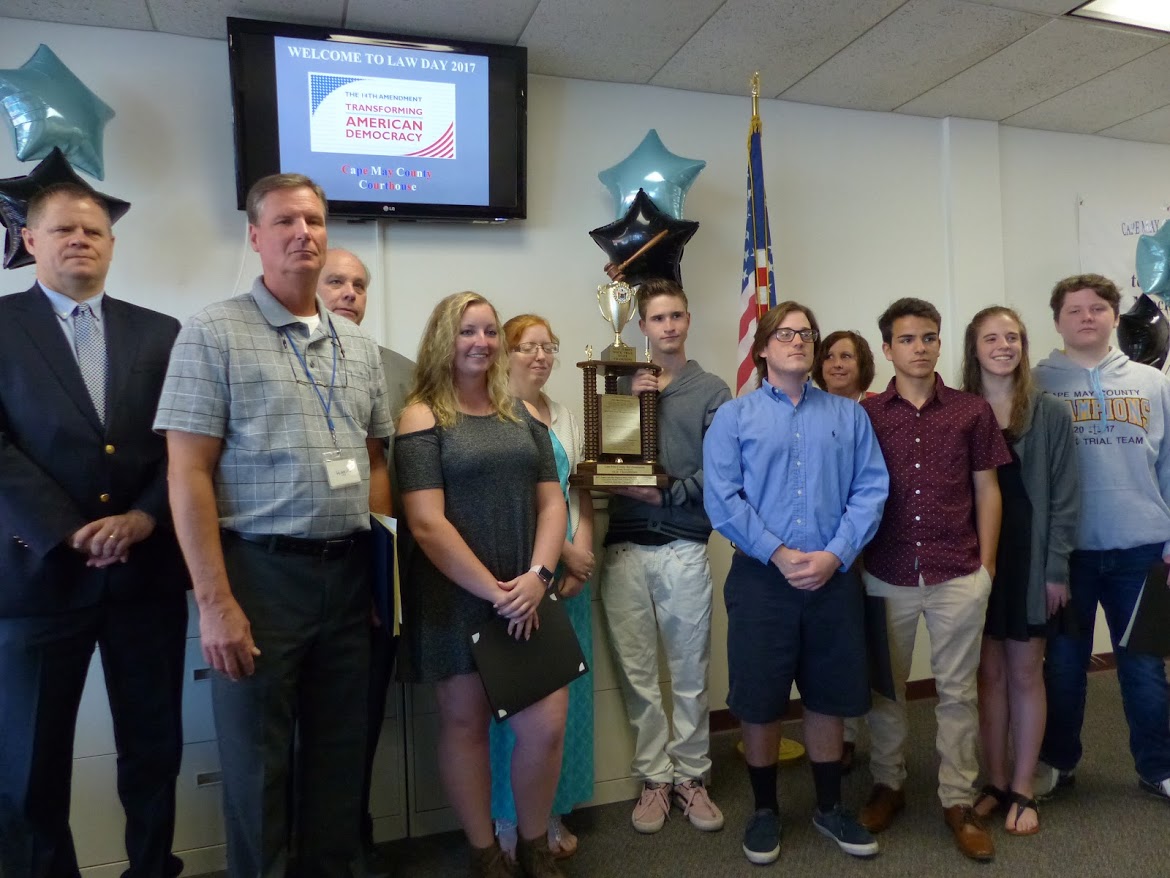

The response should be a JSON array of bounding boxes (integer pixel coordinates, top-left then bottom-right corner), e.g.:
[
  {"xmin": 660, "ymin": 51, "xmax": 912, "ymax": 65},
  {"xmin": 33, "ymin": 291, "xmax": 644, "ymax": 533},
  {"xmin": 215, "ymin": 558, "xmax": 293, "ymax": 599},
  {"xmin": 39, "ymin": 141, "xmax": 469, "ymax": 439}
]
[
  {"xmin": 631, "ymin": 782, "xmax": 671, "ymax": 833},
  {"xmin": 1033, "ymin": 760, "xmax": 1075, "ymax": 800}
]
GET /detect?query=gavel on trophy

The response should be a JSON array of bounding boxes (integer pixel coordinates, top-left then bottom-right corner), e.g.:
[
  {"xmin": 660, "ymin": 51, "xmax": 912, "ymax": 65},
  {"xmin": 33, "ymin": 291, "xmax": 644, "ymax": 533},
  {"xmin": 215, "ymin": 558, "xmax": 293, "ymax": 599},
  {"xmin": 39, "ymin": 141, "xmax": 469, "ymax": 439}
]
[{"xmin": 595, "ymin": 229, "xmax": 668, "ymax": 363}]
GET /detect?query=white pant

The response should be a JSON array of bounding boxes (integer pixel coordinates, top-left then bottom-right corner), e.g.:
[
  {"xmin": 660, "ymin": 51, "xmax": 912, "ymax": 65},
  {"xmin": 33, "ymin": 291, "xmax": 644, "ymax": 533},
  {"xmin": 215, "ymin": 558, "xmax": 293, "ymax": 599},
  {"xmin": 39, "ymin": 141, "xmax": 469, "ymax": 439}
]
[
  {"xmin": 601, "ymin": 540, "xmax": 713, "ymax": 784},
  {"xmin": 864, "ymin": 568, "xmax": 992, "ymax": 808}
]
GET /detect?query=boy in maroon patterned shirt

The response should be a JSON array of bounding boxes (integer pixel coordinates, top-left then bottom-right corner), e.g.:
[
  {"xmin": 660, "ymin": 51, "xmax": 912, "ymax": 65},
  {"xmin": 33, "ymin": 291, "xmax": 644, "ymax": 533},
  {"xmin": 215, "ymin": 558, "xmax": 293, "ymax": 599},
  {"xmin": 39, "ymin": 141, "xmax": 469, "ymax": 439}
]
[{"xmin": 856, "ymin": 298, "xmax": 1010, "ymax": 862}]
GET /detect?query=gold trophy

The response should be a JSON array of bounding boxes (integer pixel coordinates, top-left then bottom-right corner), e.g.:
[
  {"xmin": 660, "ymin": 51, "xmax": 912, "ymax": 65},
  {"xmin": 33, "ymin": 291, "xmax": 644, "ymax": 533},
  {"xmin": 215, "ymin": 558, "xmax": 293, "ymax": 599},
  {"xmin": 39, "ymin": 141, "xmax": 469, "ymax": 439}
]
[
  {"xmin": 597, "ymin": 281, "xmax": 638, "ymax": 363},
  {"xmin": 571, "ymin": 231, "xmax": 671, "ymax": 490}
]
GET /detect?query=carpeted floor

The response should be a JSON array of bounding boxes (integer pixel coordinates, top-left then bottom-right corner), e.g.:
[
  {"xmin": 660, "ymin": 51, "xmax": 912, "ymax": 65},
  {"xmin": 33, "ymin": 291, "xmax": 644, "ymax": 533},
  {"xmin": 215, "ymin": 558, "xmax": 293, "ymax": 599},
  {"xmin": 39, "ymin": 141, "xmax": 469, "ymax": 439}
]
[{"xmin": 366, "ymin": 670, "xmax": 1168, "ymax": 877}]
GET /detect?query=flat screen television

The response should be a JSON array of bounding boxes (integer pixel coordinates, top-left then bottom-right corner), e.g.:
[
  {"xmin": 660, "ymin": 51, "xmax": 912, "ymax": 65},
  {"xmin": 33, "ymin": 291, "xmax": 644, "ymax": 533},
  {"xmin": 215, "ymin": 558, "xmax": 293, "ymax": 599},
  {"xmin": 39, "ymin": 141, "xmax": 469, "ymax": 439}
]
[{"xmin": 227, "ymin": 17, "xmax": 527, "ymax": 222}]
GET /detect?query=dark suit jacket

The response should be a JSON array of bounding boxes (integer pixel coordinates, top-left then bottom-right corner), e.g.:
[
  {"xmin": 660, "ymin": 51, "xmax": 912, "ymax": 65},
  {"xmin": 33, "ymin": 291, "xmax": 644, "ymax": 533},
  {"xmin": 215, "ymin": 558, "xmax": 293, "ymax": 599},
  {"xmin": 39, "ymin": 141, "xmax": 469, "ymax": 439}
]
[
  {"xmin": 379, "ymin": 345, "xmax": 414, "ymax": 497},
  {"xmin": 0, "ymin": 284, "xmax": 187, "ymax": 617}
]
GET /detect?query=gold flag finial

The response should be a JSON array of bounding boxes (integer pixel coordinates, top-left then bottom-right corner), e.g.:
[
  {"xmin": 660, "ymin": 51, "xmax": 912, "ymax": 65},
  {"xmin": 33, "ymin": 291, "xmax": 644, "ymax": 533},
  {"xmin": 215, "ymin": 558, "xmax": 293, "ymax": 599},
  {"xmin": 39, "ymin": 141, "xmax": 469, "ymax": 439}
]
[{"xmin": 750, "ymin": 71, "xmax": 760, "ymax": 118}]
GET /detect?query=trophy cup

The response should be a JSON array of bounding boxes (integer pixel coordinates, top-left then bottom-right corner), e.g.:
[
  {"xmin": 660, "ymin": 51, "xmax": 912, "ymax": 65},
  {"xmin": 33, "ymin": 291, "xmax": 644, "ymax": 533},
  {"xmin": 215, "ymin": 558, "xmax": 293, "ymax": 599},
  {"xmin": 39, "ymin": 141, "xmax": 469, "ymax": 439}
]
[
  {"xmin": 572, "ymin": 236, "xmax": 672, "ymax": 491},
  {"xmin": 597, "ymin": 281, "xmax": 638, "ymax": 363}
]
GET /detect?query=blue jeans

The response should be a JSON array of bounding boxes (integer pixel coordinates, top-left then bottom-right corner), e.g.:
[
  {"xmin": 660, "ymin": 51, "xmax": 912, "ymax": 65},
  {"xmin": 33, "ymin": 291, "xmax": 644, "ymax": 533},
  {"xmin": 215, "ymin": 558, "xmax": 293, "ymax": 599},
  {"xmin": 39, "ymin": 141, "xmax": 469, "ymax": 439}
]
[{"xmin": 1041, "ymin": 543, "xmax": 1170, "ymax": 782}]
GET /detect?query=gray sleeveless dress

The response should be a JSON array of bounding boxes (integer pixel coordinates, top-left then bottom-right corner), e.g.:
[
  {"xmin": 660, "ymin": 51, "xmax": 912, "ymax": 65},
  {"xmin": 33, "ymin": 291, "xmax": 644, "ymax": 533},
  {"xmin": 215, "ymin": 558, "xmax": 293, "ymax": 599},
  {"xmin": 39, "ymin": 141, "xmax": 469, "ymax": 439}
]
[{"xmin": 394, "ymin": 407, "xmax": 558, "ymax": 682}]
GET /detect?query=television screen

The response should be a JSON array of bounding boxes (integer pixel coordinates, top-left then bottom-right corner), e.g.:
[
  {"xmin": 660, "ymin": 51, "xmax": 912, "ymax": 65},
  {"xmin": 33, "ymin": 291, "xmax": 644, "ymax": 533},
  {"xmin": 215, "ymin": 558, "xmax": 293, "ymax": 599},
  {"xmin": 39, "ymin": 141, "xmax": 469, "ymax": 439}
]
[{"xmin": 227, "ymin": 17, "xmax": 527, "ymax": 222}]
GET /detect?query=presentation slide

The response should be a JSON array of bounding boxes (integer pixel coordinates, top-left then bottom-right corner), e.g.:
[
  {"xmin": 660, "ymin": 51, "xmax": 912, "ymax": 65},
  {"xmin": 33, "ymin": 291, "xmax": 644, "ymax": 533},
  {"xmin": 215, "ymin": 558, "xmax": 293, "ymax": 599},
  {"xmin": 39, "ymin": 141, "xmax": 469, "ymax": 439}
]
[{"xmin": 274, "ymin": 36, "xmax": 490, "ymax": 206}]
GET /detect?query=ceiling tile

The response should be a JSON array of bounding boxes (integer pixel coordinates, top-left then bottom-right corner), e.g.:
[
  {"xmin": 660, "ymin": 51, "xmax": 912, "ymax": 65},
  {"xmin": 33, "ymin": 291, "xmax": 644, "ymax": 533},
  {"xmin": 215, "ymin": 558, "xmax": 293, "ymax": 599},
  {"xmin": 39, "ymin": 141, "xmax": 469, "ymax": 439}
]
[
  {"xmin": 147, "ymin": 0, "xmax": 345, "ymax": 40},
  {"xmin": 1098, "ymin": 105, "xmax": 1170, "ymax": 144},
  {"xmin": 961, "ymin": 0, "xmax": 1078, "ymax": 13},
  {"xmin": 0, "ymin": 0, "xmax": 154, "ymax": 30},
  {"xmin": 346, "ymin": 0, "xmax": 538, "ymax": 44},
  {"xmin": 650, "ymin": 0, "xmax": 905, "ymax": 97},
  {"xmin": 1005, "ymin": 43, "xmax": 1170, "ymax": 133},
  {"xmin": 782, "ymin": 0, "xmax": 1046, "ymax": 111},
  {"xmin": 896, "ymin": 18, "xmax": 1166, "ymax": 120},
  {"xmin": 518, "ymin": 0, "xmax": 724, "ymax": 83}
]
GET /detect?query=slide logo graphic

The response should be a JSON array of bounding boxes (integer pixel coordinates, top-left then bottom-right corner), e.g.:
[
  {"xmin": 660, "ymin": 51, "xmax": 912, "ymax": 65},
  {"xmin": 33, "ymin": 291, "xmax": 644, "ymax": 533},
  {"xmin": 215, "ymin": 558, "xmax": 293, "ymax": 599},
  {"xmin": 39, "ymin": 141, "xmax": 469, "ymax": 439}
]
[{"xmin": 308, "ymin": 73, "xmax": 456, "ymax": 158}]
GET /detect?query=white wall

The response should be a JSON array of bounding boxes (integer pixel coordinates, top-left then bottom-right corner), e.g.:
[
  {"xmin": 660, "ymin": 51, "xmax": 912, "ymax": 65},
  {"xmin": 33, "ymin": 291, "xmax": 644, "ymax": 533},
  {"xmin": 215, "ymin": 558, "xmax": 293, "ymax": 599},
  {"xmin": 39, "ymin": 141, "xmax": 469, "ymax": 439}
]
[{"xmin": 0, "ymin": 16, "xmax": 1144, "ymax": 704}]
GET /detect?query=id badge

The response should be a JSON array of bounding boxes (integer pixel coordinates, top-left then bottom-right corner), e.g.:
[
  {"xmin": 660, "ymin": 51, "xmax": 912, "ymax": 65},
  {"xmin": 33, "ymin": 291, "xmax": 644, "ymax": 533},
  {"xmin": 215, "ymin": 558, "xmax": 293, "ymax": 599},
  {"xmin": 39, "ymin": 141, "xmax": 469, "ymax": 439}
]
[{"xmin": 323, "ymin": 451, "xmax": 361, "ymax": 489}]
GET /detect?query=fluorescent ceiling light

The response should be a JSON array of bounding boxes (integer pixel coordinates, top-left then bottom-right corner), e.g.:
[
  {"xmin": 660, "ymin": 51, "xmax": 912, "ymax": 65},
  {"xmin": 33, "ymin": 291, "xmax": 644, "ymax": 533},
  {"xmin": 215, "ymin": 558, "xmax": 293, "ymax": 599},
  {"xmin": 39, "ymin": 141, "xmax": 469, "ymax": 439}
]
[{"xmin": 1070, "ymin": 0, "xmax": 1170, "ymax": 33}]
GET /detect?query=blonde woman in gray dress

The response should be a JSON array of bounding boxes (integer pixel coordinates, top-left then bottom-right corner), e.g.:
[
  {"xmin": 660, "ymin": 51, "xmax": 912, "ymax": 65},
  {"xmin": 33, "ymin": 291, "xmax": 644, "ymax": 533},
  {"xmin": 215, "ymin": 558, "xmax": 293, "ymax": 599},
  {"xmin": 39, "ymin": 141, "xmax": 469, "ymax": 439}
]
[{"xmin": 395, "ymin": 292, "xmax": 569, "ymax": 878}]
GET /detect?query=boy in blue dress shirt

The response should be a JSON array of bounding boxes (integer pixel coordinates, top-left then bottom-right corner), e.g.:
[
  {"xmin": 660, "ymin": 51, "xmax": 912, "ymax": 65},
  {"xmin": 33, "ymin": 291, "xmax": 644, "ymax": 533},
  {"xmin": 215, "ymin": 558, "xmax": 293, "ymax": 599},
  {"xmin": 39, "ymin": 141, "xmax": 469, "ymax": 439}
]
[{"xmin": 704, "ymin": 302, "xmax": 889, "ymax": 865}]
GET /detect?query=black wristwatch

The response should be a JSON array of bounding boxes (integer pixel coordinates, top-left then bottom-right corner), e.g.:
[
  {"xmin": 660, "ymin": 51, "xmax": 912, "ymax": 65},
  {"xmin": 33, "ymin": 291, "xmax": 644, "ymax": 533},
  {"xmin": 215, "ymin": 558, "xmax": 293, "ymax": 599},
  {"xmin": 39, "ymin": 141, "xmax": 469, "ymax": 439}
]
[{"xmin": 529, "ymin": 564, "xmax": 555, "ymax": 587}]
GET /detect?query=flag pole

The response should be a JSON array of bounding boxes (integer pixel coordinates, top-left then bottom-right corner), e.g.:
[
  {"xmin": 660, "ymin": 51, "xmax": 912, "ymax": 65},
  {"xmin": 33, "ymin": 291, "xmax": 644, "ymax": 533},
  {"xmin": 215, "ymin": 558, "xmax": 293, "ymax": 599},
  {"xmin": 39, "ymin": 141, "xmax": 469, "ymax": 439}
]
[
  {"xmin": 750, "ymin": 71, "xmax": 760, "ymax": 131},
  {"xmin": 749, "ymin": 72, "xmax": 766, "ymax": 320},
  {"xmin": 737, "ymin": 70, "xmax": 778, "ymax": 396}
]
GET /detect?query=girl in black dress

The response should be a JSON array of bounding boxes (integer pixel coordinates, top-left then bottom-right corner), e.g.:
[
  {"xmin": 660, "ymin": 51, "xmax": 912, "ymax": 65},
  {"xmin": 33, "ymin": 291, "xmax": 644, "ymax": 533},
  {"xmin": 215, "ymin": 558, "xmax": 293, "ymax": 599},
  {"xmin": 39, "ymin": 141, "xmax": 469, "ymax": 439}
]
[{"xmin": 961, "ymin": 306, "xmax": 1078, "ymax": 836}]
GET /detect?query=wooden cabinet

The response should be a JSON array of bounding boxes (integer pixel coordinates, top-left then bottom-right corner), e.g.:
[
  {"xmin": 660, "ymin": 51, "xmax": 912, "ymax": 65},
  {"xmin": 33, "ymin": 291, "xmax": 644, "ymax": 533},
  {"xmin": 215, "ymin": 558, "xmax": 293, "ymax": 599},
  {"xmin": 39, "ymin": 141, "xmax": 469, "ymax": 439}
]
[
  {"xmin": 72, "ymin": 501, "xmax": 651, "ymax": 874},
  {"xmin": 72, "ymin": 595, "xmax": 410, "ymax": 876}
]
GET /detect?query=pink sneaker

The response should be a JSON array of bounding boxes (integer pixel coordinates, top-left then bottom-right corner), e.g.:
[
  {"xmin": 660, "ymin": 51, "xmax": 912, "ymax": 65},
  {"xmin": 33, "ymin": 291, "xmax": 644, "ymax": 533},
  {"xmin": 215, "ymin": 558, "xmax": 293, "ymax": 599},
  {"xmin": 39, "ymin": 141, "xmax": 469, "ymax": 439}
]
[
  {"xmin": 631, "ymin": 782, "xmax": 671, "ymax": 833},
  {"xmin": 673, "ymin": 779, "xmax": 724, "ymax": 831}
]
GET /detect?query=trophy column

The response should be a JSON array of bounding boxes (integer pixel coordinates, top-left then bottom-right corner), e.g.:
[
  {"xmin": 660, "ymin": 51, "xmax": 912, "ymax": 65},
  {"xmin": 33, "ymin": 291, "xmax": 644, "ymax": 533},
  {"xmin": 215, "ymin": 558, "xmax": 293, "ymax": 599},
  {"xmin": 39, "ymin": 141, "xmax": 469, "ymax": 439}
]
[
  {"xmin": 582, "ymin": 363, "xmax": 599, "ymax": 463},
  {"xmin": 640, "ymin": 388, "xmax": 659, "ymax": 464}
]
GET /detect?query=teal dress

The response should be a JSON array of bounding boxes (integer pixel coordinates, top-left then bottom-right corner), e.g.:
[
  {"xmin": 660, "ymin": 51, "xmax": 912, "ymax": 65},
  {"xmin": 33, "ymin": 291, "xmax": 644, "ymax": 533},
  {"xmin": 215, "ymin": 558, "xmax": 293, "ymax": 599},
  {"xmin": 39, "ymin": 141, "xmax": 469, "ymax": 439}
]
[{"xmin": 489, "ymin": 427, "xmax": 595, "ymax": 820}]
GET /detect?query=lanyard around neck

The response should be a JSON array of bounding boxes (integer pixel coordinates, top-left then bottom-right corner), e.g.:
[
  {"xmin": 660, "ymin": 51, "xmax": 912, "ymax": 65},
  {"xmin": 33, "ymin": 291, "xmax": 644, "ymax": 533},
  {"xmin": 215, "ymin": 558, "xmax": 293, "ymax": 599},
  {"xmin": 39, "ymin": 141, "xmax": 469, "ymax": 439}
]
[{"xmin": 282, "ymin": 319, "xmax": 340, "ymax": 449}]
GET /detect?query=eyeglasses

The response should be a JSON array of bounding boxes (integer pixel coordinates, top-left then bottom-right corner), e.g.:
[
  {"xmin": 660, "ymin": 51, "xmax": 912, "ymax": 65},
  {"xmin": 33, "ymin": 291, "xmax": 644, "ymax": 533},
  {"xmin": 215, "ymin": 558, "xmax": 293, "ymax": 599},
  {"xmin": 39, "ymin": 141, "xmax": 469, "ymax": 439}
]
[
  {"xmin": 773, "ymin": 328, "xmax": 818, "ymax": 343},
  {"xmin": 513, "ymin": 342, "xmax": 559, "ymax": 355}
]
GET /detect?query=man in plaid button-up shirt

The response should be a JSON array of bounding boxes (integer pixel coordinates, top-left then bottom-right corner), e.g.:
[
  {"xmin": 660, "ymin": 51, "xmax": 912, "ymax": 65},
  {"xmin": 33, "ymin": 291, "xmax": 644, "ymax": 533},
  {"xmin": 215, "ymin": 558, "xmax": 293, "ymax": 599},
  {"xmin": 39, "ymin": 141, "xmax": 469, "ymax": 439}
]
[{"xmin": 156, "ymin": 174, "xmax": 391, "ymax": 878}]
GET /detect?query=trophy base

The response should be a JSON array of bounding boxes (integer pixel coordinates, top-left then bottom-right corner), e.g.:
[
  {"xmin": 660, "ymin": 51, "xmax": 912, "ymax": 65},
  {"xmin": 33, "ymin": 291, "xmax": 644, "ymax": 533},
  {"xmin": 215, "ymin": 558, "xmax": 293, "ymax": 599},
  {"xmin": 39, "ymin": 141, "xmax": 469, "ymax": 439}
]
[
  {"xmin": 601, "ymin": 343, "xmax": 637, "ymax": 363},
  {"xmin": 571, "ymin": 461, "xmax": 670, "ymax": 490}
]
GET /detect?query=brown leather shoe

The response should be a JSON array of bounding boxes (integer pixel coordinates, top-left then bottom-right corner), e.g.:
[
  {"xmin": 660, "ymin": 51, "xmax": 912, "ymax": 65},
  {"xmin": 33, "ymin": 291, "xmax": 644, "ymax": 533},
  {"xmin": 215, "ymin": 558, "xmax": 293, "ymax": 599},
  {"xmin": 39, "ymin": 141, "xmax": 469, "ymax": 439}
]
[
  {"xmin": 943, "ymin": 804, "xmax": 995, "ymax": 861},
  {"xmin": 859, "ymin": 784, "xmax": 905, "ymax": 833}
]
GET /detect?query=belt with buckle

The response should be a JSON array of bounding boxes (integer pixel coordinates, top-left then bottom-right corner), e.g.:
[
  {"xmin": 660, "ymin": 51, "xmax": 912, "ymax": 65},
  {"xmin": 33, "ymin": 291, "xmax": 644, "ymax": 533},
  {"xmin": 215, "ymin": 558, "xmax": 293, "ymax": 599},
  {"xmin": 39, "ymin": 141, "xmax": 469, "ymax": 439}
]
[{"xmin": 225, "ymin": 530, "xmax": 364, "ymax": 560}]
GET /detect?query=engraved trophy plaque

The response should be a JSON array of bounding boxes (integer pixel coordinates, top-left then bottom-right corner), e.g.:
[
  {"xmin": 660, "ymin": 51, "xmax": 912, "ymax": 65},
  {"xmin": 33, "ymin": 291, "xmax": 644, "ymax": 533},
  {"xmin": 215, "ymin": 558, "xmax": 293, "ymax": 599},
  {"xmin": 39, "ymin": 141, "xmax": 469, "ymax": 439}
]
[{"xmin": 572, "ymin": 292, "xmax": 668, "ymax": 490}]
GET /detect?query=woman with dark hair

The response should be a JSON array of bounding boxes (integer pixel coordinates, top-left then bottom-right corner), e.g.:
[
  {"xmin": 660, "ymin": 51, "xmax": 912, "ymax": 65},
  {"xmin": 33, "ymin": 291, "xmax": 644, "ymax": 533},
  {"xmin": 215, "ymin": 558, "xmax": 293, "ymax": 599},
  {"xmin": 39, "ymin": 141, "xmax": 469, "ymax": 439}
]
[
  {"xmin": 812, "ymin": 330, "xmax": 877, "ymax": 401},
  {"xmin": 811, "ymin": 328, "xmax": 878, "ymax": 772},
  {"xmin": 395, "ymin": 292, "xmax": 569, "ymax": 878},
  {"xmin": 960, "ymin": 306, "xmax": 1078, "ymax": 836}
]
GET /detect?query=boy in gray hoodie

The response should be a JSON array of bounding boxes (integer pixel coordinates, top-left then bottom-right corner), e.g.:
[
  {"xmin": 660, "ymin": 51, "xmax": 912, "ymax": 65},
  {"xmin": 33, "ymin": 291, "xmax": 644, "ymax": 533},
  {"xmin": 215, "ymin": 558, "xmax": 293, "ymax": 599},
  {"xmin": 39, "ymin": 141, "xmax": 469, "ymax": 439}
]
[
  {"xmin": 1033, "ymin": 273, "xmax": 1170, "ymax": 802},
  {"xmin": 599, "ymin": 277, "xmax": 732, "ymax": 835}
]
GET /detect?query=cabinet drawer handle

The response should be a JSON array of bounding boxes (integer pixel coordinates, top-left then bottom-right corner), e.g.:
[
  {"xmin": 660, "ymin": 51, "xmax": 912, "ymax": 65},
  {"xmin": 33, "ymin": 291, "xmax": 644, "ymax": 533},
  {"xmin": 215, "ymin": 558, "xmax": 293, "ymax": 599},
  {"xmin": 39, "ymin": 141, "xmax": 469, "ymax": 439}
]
[
  {"xmin": 192, "ymin": 668, "xmax": 211, "ymax": 682},
  {"xmin": 195, "ymin": 771, "xmax": 223, "ymax": 787}
]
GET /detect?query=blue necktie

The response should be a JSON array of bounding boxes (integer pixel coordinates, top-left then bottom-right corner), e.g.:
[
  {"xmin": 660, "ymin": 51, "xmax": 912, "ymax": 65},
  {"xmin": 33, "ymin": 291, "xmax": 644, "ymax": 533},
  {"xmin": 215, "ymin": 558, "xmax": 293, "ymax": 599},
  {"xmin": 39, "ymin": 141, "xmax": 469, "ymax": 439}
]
[{"xmin": 73, "ymin": 302, "xmax": 107, "ymax": 427}]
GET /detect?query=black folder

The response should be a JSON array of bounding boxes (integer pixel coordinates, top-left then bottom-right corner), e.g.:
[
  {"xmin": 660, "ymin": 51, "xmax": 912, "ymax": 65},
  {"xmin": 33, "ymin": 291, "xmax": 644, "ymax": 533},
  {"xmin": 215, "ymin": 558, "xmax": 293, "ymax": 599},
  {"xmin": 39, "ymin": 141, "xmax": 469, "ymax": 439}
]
[
  {"xmin": 864, "ymin": 594, "xmax": 898, "ymax": 702},
  {"xmin": 470, "ymin": 588, "xmax": 589, "ymax": 722},
  {"xmin": 370, "ymin": 514, "xmax": 398, "ymax": 636},
  {"xmin": 1120, "ymin": 561, "xmax": 1170, "ymax": 657}
]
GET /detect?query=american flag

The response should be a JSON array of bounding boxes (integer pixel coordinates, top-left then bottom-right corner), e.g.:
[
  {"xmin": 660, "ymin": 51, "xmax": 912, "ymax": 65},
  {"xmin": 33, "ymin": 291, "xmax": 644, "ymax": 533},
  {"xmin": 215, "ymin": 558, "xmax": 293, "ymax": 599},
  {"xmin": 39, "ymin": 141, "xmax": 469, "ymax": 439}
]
[{"xmin": 736, "ymin": 100, "xmax": 777, "ymax": 397}]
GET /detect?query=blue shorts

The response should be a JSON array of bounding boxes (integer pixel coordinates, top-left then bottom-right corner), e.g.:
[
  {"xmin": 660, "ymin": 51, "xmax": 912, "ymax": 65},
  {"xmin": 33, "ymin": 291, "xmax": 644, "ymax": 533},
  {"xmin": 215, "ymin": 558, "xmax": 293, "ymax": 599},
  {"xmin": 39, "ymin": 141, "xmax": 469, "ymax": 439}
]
[{"xmin": 725, "ymin": 553, "xmax": 870, "ymax": 724}]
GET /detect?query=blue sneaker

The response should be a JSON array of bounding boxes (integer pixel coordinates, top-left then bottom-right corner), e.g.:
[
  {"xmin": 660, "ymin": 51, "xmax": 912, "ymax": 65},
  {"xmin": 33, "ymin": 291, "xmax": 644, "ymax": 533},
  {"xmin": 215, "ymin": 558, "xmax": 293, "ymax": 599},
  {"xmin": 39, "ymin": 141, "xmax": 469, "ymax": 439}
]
[
  {"xmin": 1139, "ymin": 776, "xmax": 1170, "ymax": 802},
  {"xmin": 813, "ymin": 804, "xmax": 879, "ymax": 858},
  {"xmin": 742, "ymin": 808, "xmax": 781, "ymax": 865}
]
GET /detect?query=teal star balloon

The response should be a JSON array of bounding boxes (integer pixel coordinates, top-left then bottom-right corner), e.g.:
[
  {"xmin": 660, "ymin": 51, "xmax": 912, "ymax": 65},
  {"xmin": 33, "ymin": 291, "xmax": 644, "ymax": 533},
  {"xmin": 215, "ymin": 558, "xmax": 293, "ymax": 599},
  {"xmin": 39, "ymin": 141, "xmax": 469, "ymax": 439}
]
[
  {"xmin": 598, "ymin": 129, "xmax": 705, "ymax": 220},
  {"xmin": 0, "ymin": 44, "xmax": 115, "ymax": 180},
  {"xmin": 1137, "ymin": 221, "xmax": 1170, "ymax": 303}
]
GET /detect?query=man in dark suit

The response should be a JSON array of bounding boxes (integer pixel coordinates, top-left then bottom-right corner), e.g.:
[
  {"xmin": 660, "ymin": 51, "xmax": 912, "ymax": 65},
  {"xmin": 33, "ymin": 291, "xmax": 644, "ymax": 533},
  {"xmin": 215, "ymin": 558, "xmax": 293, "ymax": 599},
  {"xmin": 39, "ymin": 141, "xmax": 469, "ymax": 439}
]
[
  {"xmin": 317, "ymin": 247, "xmax": 414, "ymax": 868},
  {"xmin": 0, "ymin": 182, "xmax": 188, "ymax": 878}
]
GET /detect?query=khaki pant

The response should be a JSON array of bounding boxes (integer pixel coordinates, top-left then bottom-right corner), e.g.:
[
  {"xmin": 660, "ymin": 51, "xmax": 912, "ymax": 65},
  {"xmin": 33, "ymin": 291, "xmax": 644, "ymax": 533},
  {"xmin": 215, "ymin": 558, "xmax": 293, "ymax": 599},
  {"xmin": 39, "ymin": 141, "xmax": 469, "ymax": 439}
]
[
  {"xmin": 863, "ymin": 567, "xmax": 991, "ymax": 808},
  {"xmin": 601, "ymin": 540, "xmax": 713, "ymax": 785}
]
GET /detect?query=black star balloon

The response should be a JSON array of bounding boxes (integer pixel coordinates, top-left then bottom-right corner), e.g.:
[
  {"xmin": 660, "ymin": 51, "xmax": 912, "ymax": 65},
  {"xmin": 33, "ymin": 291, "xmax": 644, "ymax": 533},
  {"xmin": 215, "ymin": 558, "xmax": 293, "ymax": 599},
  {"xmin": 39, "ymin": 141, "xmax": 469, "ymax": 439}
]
[
  {"xmin": 589, "ymin": 188, "xmax": 699, "ymax": 286},
  {"xmin": 0, "ymin": 147, "xmax": 130, "ymax": 269},
  {"xmin": 1118, "ymin": 293, "xmax": 1169, "ymax": 371}
]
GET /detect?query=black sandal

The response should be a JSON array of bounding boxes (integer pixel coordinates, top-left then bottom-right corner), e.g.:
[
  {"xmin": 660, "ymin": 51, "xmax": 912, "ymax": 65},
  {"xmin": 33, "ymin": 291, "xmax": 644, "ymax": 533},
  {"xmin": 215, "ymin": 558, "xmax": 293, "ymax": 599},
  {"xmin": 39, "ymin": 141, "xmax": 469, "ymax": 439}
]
[
  {"xmin": 1006, "ymin": 791, "xmax": 1040, "ymax": 836},
  {"xmin": 973, "ymin": 784, "xmax": 1010, "ymax": 817}
]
